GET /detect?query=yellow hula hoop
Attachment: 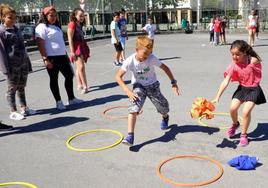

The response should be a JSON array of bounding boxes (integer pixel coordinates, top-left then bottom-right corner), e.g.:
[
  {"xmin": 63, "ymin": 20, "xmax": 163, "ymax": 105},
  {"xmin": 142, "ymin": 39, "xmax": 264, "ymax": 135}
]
[
  {"xmin": 198, "ymin": 112, "xmax": 242, "ymax": 130},
  {"xmin": 66, "ymin": 129, "xmax": 124, "ymax": 152},
  {"xmin": 0, "ymin": 182, "xmax": 37, "ymax": 187},
  {"xmin": 156, "ymin": 155, "xmax": 224, "ymax": 187}
]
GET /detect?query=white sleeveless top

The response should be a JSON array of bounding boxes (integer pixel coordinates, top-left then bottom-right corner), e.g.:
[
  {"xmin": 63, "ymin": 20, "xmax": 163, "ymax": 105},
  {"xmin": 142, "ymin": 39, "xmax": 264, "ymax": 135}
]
[{"xmin": 248, "ymin": 15, "xmax": 258, "ymax": 27}]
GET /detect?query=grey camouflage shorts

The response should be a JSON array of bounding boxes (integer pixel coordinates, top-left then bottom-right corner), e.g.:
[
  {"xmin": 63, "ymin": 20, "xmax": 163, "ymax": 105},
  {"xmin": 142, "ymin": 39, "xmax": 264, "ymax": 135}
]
[{"xmin": 128, "ymin": 81, "xmax": 169, "ymax": 115}]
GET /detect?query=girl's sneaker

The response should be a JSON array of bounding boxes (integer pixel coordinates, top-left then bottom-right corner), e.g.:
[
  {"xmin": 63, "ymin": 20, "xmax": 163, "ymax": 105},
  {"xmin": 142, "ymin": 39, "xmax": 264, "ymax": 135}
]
[
  {"xmin": 56, "ymin": 100, "xmax": 66, "ymax": 110},
  {"xmin": 20, "ymin": 107, "xmax": 37, "ymax": 116},
  {"xmin": 227, "ymin": 121, "xmax": 240, "ymax": 138},
  {"xmin": 77, "ymin": 85, "xmax": 83, "ymax": 91},
  {"xmin": 122, "ymin": 134, "xmax": 134, "ymax": 146},
  {"xmin": 81, "ymin": 87, "xmax": 90, "ymax": 94},
  {"xmin": 9, "ymin": 111, "xmax": 25, "ymax": 120},
  {"xmin": 239, "ymin": 134, "xmax": 249, "ymax": 147}
]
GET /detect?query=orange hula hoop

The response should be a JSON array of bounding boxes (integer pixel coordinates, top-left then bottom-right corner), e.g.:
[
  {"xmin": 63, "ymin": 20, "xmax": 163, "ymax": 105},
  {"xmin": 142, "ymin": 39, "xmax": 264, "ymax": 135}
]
[
  {"xmin": 156, "ymin": 155, "xmax": 224, "ymax": 187},
  {"xmin": 102, "ymin": 105, "xmax": 143, "ymax": 120}
]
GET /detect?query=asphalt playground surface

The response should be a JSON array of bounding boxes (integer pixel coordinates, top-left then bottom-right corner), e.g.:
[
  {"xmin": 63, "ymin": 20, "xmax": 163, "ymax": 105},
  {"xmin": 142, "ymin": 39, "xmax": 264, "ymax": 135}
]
[{"xmin": 0, "ymin": 32, "xmax": 268, "ymax": 188}]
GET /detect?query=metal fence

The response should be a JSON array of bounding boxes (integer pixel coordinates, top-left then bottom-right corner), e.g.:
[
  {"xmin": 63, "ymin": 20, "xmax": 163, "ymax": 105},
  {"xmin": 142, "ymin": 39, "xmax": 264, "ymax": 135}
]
[{"xmin": 3, "ymin": 1, "xmax": 268, "ymax": 35}]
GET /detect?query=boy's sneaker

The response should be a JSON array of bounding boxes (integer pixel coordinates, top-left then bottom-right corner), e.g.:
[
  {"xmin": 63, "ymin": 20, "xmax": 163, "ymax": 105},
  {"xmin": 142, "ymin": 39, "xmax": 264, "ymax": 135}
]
[
  {"xmin": 67, "ymin": 98, "xmax": 84, "ymax": 105},
  {"xmin": 9, "ymin": 111, "xmax": 25, "ymax": 120},
  {"xmin": 227, "ymin": 121, "xmax": 240, "ymax": 138},
  {"xmin": 56, "ymin": 100, "xmax": 66, "ymax": 110},
  {"xmin": 239, "ymin": 134, "xmax": 249, "ymax": 147},
  {"xmin": 160, "ymin": 115, "xmax": 169, "ymax": 130},
  {"xmin": 122, "ymin": 134, "xmax": 134, "ymax": 146},
  {"xmin": 113, "ymin": 61, "xmax": 121, "ymax": 66},
  {"xmin": 20, "ymin": 107, "xmax": 37, "ymax": 116},
  {"xmin": 0, "ymin": 122, "xmax": 13, "ymax": 131}
]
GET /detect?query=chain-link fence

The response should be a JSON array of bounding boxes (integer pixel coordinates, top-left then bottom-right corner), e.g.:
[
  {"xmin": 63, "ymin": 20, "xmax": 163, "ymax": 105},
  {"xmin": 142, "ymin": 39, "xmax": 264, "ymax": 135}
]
[{"xmin": 2, "ymin": 0, "xmax": 268, "ymax": 35}]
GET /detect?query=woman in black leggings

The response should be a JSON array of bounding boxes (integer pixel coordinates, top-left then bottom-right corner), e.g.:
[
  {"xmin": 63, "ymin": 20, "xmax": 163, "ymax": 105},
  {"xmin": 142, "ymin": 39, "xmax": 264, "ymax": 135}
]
[{"xmin": 35, "ymin": 6, "xmax": 83, "ymax": 110}]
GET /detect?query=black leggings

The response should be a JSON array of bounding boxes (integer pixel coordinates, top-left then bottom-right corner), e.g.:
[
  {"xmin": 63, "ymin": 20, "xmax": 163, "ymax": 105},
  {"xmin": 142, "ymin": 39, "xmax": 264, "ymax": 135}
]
[
  {"xmin": 47, "ymin": 55, "xmax": 75, "ymax": 102},
  {"xmin": 209, "ymin": 31, "xmax": 214, "ymax": 42}
]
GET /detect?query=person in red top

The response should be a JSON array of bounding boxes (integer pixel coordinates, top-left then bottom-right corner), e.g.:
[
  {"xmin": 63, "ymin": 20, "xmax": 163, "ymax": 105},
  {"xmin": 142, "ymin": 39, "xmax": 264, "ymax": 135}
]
[
  {"xmin": 213, "ymin": 15, "xmax": 221, "ymax": 45},
  {"xmin": 213, "ymin": 40, "xmax": 266, "ymax": 147},
  {"xmin": 67, "ymin": 8, "xmax": 90, "ymax": 94}
]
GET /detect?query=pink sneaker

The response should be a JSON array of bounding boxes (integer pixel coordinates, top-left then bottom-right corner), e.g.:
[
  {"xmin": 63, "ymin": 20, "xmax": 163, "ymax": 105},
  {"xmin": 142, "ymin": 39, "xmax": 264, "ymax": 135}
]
[
  {"xmin": 239, "ymin": 134, "xmax": 249, "ymax": 147},
  {"xmin": 227, "ymin": 122, "xmax": 240, "ymax": 138}
]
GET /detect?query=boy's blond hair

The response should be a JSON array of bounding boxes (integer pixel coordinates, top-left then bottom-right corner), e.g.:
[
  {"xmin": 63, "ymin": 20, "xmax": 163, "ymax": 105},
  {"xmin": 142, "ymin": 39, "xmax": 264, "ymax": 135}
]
[{"xmin": 136, "ymin": 36, "xmax": 153, "ymax": 50}]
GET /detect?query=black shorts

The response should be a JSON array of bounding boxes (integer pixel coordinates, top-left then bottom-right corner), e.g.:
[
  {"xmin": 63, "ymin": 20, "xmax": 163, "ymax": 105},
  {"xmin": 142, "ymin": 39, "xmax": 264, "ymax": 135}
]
[
  {"xmin": 114, "ymin": 42, "xmax": 123, "ymax": 52},
  {"xmin": 232, "ymin": 85, "xmax": 266, "ymax": 105}
]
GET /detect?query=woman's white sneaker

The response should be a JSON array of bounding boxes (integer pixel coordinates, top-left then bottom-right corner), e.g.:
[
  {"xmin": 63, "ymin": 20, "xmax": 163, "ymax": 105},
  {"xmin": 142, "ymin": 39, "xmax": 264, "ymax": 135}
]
[{"xmin": 10, "ymin": 112, "xmax": 25, "ymax": 120}]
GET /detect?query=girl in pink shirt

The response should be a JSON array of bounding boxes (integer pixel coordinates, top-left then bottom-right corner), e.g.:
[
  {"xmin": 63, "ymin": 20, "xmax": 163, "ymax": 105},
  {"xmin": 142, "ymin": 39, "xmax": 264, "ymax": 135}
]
[{"xmin": 213, "ymin": 40, "xmax": 266, "ymax": 147}]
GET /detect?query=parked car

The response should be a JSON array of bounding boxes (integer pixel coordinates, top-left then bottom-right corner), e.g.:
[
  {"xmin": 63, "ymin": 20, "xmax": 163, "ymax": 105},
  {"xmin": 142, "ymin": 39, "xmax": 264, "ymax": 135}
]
[{"xmin": 21, "ymin": 25, "xmax": 36, "ymax": 41}]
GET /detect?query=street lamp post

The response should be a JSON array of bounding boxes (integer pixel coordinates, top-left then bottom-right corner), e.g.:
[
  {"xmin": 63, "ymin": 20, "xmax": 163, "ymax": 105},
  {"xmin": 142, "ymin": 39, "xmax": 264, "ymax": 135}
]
[
  {"xmin": 145, "ymin": 0, "xmax": 148, "ymax": 21},
  {"xmin": 102, "ymin": 0, "xmax": 105, "ymax": 35},
  {"xmin": 197, "ymin": 0, "xmax": 201, "ymax": 29},
  {"xmin": 224, "ymin": 0, "xmax": 227, "ymax": 16}
]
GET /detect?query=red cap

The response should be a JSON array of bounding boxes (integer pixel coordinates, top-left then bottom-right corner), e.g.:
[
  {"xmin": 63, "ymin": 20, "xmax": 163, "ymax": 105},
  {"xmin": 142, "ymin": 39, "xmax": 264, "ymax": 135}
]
[{"xmin": 43, "ymin": 6, "xmax": 56, "ymax": 15}]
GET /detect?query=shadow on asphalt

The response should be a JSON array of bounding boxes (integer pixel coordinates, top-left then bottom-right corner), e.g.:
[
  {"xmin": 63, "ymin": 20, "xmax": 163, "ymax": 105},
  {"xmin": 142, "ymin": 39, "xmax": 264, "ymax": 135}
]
[
  {"xmin": 253, "ymin": 44, "xmax": 268, "ymax": 47},
  {"xmin": 36, "ymin": 94, "xmax": 128, "ymax": 115},
  {"xmin": 216, "ymin": 123, "xmax": 268, "ymax": 149},
  {"xmin": 159, "ymin": 57, "xmax": 181, "ymax": 61},
  {"xmin": 0, "ymin": 116, "xmax": 88, "ymax": 137},
  {"xmin": 129, "ymin": 124, "xmax": 219, "ymax": 152},
  {"xmin": 248, "ymin": 123, "xmax": 268, "ymax": 143},
  {"xmin": 88, "ymin": 80, "xmax": 131, "ymax": 93},
  {"xmin": 217, "ymin": 138, "xmax": 238, "ymax": 149}
]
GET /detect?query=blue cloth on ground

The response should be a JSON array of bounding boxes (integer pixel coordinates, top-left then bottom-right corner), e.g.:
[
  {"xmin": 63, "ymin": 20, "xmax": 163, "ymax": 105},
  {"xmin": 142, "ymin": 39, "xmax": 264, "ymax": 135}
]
[{"xmin": 228, "ymin": 155, "xmax": 258, "ymax": 170}]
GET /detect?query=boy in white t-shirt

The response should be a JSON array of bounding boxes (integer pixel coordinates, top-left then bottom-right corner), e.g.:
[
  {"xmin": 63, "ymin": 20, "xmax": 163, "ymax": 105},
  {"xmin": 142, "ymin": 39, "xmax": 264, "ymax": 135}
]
[
  {"xmin": 110, "ymin": 12, "xmax": 123, "ymax": 66},
  {"xmin": 115, "ymin": 36, "xmax": 180, "ymax": 146},
  {"xmin": 142, "ymin": 17, "xmax": 157, "ymax": 46}
]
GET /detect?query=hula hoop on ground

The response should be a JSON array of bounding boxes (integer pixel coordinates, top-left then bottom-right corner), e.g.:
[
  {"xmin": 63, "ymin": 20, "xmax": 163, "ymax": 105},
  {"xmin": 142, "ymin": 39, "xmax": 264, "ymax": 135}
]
[
  {"xmin": 66, "ymin": 129, "xmax": 123, "ymax": 152},
  {"xmin": 156, "ymin": 155, "xmax": 224, "ymax": 187},
  {"xmin": 102, "ymin": 106, "xmax": 143, "ymax": 120},
  {"xmin": 0, "ymin": 182, "xmax": 37, "ymax": 187},
  {"xmin": 198, "ymin": 112, "xmax": 242, "ymax": 130}
]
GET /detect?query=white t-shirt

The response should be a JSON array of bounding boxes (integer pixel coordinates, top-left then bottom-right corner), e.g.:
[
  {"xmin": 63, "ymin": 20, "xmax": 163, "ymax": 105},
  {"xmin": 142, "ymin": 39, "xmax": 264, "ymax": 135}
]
[
  {"xmin": 121, "ymin": 53, "xmax": 162, "ymax": 86},
  {"xmin": 248, "ymin": 15, "xmax": 258, "ymax": 27},
  {"xmin": 208, "ymin": 23, "xmax": 214, "ymax": 31},
  {"xmin": 35, "ymin": 23, "xmax": 66, "ymax": 56},
  {"xmin": 142, "ymin": 24, "xmax": 156, "ymax": 39},
  {"xmin": 110, "ymin": 21, "xmax": 120, "ymax": 44}
]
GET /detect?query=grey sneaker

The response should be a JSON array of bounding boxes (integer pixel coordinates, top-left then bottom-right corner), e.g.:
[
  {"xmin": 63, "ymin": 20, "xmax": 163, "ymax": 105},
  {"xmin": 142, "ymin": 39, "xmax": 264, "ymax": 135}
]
[
  {"xmin": 67, "ymin": 98, "xmax": 84, "ymax": 105},
  {"xmin": 21, "ymin": 107, "xmax": 37, "ymax": 116},
  {"xmin": 56, "ymin": 100, "xmax": 66, "ymax": 110}
]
